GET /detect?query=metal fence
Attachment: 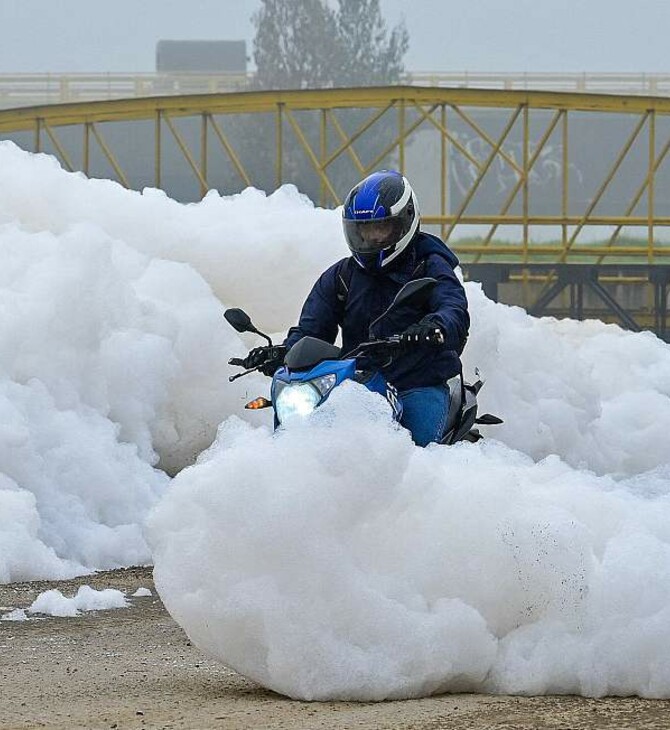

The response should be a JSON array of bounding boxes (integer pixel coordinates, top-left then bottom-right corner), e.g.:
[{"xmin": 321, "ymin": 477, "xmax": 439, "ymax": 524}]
[{"xmin": 3, "ymin": 72, "xmax": 670, "ymax": 109}]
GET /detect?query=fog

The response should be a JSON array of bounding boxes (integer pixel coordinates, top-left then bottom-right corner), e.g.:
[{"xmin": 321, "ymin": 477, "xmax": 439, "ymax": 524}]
[{"xmin": 1, "ymin": 0, "xmax": 669, "ymax": 74}]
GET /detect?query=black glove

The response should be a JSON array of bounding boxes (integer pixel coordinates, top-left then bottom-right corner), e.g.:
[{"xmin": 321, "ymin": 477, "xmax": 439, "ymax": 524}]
[
  {"xmin": 400, "ymin": 319, "xmax": 445, "ymax": 348},
  {"xmin": 243, "ymin": 345, "xmax": 287, "ymax": 376}
]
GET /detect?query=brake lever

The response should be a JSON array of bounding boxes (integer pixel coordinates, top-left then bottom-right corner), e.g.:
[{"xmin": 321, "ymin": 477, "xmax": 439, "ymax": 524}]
[
  {"xmin": 347, "ymin": 338, "xmax": 401, "ymax": 364},
  {"xmin": 228, "ymin": 367, "xmax": 258, "ymax": 382}
]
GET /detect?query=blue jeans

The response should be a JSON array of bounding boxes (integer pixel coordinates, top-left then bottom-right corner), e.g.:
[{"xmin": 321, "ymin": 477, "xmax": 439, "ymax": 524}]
[{"xmin": 398, "ymin": 385, "xmax": 451, "ymax": 447}]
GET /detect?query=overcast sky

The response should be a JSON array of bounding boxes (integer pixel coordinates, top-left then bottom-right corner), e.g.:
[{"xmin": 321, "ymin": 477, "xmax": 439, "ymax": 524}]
[{"xmin": 1, "ymin": 0, "xmax": 669, "ymax": 74}]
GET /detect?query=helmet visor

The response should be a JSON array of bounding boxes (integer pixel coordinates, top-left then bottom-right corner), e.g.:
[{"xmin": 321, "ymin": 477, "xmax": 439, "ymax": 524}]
[{"xmin": 343, "ymin": 216, "xmax": 409, "ymax": 255}]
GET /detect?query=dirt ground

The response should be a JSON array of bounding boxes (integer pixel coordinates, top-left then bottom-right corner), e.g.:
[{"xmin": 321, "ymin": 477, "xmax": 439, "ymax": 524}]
[{"xmin": 1, "ymin": 568, "xmax": 668, "ymax": 730}]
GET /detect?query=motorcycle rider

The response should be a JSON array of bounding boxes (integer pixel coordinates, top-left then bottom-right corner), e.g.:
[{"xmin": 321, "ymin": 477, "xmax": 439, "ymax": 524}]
[{"xmin": 245, "ymin": 170, "xmax": 470, "ymax": 446}]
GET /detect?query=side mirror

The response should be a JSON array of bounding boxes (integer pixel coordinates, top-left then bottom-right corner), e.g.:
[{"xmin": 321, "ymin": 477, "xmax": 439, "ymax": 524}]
[
  {"xmin": 224, "ymin": 308, "xmax": 255, "ymax": 334},
  {"xmin": 224, "ymin": 308, "xmax": 274, "ymax": 346},
  {"xmin": 370, "ymin": 277, "xmax": 439, "ymax": 330},
  {"xmin": 390, "ymin": 277, "xmax": 439, "ymax": 310}
]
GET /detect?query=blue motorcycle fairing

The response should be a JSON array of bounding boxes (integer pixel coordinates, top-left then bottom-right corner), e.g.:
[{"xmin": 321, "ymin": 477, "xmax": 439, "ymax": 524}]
[
  {"xmin": 271, "ymin": 359, "xmax": 402, "ymax": 422},
  {"xmin": 272, "ymin": 358, "xmax": 355, "ymax": 389}
]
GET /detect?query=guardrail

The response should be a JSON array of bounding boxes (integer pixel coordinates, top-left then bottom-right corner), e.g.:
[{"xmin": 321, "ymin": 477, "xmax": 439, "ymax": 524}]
[
  {"xmin": 3, "ymin": 71, "xmax": 670, "ymax": 109},
  {"xmin": 0, "ymin": 72, "xmax": 250, "ymax": 109},
  {"xmin": 405, "ymin": 72, "xmax": 670, "ymax": 96}
]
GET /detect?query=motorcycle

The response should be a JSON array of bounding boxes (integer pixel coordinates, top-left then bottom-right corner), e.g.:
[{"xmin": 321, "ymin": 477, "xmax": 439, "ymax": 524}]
[{"xmin": 224, "ymin": 277, "xmax": 502, "ymax": 444}]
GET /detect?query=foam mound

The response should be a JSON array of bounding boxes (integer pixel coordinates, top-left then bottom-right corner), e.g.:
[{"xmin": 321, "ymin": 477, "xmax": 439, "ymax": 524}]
[{"xmin": 3, "ymin": 140, "xmax": 670, "ymax": 700}]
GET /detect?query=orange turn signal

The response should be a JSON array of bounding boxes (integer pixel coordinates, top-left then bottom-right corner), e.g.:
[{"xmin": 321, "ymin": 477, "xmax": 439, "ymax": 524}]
[{"xmin": 245, "ymin": 397, "xmax": 272, "ymax": 410}]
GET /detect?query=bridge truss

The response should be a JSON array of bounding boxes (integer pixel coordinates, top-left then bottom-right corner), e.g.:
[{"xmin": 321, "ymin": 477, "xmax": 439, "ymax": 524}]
[{"xmin": 0, "ymin": 86, "xmax": 668, "ymax": 338}]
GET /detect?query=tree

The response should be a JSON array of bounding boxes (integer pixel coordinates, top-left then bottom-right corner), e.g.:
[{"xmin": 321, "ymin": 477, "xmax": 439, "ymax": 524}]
[
  {"xmin": 252, "ymin": 0, "xmax": 341, "ymax": 90},
  {"xmin": 335, "ymin": 0, "xmax": 409, "ymax": 86},
  {"xmin": 215, "ymin": 1, "xmax": 410, "ymax": 201},
  {"xmin": 252, "ymin": 0, "xmax": 409, "ymax": 90}
]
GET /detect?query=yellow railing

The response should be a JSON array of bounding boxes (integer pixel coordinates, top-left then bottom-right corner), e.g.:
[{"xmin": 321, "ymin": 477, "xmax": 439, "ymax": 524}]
[
  {"xmin": 405, "ymin": 72, "xmax": 670, "ymax": 95},
  {"xmin": 0, "ymin": 72, "xmax": 250, "ymax": 109},
  {"xmin": 4, "ymin": 72, "xmax": 670, "ymax": 109}
]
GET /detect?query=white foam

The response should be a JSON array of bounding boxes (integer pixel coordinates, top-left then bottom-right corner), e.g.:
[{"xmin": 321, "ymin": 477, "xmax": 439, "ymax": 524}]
[
  {"xmin": 463, "ymin": 284, "xmax": 670, "ymax": 477},
  {"xmin": 0, "ymin": 608, "xmax": 28, "ymax": 622},
  {"xmin": 149, "ymin": 384, "xmax": 670, "ymax": 700},
  {"xmin": 0, "ymin": 141, "xmax": 300, "ymax": 581},
  {"xmin": 132, "ymin": 587, "xmax": 152, "ymax": 597},
  {"xmin": 28, "ymin": 585, "xmax": 128, "ymax": 617},
  {"xmin": 1, "ymin": 140, "xmax": 670, "ymax": 699},
  {"xmin": 0, "ymin": 141, "xmax": 345, "ymax": 334}
]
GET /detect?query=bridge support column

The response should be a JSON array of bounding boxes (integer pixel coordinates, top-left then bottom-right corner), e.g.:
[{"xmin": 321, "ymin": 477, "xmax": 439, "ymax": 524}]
[
  {"xmin": 464, "ymin": 264, "xmax": 509, "ymax": 302},
  {"xmin": 463, "ymin": 263, "xmax": 670, "ymax": 339},
  {"xmin": 651, "ymin": 268, "xmax": 670, "ymax": 341}
]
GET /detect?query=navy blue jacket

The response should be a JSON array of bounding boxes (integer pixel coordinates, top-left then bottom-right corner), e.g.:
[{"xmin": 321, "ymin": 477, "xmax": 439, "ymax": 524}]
[{"xmin": 284, "ymin": 232, "xmax": 470, "ymax": 391}]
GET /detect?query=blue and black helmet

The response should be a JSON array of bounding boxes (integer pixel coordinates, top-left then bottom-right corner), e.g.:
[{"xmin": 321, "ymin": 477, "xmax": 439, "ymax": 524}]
[{"xmin": 342, "ymin": 170, "xmax": 419, "ymax": 271}]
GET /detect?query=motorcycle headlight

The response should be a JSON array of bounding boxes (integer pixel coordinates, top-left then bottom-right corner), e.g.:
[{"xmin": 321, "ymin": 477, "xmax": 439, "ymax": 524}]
[
  {"xmin": 274, "ymin": 374, "xmax": 337, "ymax": 423},
  {"xmin": 275, "ymin": 382, "xmax": 322, "ymax": 422},
  {"xmin": 310, "ymin": 374, "xmax": 337, "ymax": 397}
]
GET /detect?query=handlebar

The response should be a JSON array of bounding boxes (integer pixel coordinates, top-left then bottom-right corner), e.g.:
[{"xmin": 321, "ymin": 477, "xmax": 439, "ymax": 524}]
[
  {"xmin": 228, "ymin": 356, "xmax": 259, "ymax": 382},
  {"xmin": 346, "ymin": 328, "xmax": 444, "ymax": 360},
  {"xmin": 228, "ymin": 346, "xmax": 286, "ymax": 382},
  {"xmin": 228, "ymin": 328, "xmax": 444, "ymax": 380}
]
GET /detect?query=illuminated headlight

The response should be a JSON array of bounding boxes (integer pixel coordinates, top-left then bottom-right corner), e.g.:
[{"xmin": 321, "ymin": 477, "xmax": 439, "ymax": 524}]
[
  {"xmin": 274, "ymin": 375, "xmax": 337, "ymax": 423},
  {"xmin": 275, "ymin": 383, "xmax": 321, "ymax": 422}
]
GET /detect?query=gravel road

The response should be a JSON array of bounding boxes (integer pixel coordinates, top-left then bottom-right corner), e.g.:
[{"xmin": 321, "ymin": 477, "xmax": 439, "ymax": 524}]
[{"xmin": 1, "ymin": 568, "xmax": 668, "ymax": 730}]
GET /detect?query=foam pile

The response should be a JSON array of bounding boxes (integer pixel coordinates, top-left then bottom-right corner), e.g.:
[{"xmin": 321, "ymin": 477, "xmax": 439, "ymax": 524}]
[
  {"xmin": 149, "ymin": 379, "xmax": 670, "ymax": 700},
  {"xmin": 28, "ymin": 585, "xmax": 128, "ymax": 617},
  {"xmin": 145, "ymin": 201, "xmax": 670, "ymax": 699},
  {"xmin": 2, "ymin": 140, "xmax": 670, "ymax": 700},
  {"xmin": 0, "ymin": 141, "xmax": 341, "ymax": 582}
]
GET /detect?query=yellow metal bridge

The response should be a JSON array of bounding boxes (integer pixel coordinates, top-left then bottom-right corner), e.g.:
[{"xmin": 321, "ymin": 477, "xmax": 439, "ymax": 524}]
[{"xmin": 0, "ymin": 86, "xmax": 668, "ymax": 337}]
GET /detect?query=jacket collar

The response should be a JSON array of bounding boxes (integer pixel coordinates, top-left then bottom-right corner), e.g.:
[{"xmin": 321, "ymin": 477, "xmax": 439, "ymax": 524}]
[{"xmin": 385, "ymin": 244, "xmax": 418, "ymax": 285}]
